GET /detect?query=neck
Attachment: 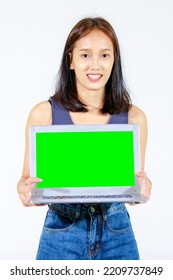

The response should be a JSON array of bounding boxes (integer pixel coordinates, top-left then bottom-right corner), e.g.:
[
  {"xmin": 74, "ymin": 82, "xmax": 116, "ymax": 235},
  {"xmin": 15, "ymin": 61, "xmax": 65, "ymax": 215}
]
[{"xmin": 78, "ymin": 88, "xmax": 105, "ymax": 113}]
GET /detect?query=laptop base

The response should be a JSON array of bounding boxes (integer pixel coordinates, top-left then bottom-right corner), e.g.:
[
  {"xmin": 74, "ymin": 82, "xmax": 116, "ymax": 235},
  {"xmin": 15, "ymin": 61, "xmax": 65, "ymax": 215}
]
[{"xmin": 29, "ymin": 194, "xmax": 148, "ymax": 204}]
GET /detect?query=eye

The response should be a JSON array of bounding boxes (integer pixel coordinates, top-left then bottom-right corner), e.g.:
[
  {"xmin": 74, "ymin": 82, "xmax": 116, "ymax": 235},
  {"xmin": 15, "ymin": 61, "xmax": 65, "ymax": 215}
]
[
  {"xmin": 81, "ymin": 53, "xmax": 90, "ymax": 59},
  {"xmin": 102, "ymin": 53, "xmax": 110, "ymax": 58}
]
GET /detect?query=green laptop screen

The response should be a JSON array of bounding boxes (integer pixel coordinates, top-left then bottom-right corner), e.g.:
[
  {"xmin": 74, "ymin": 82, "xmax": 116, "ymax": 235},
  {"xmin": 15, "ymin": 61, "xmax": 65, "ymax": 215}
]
[{"xmin": 35, "ymin": 131, "xmax": 135, "ymax": 188}]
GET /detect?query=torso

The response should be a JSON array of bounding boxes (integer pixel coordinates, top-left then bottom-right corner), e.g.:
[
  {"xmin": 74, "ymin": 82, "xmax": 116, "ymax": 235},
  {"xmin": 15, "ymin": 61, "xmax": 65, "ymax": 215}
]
[{"xmin": 25, "ymin": 100, "xmax": 147, "ymax": 178}]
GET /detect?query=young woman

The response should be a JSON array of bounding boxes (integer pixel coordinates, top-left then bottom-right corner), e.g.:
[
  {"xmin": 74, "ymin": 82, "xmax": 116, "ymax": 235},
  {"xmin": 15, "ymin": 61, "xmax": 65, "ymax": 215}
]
[{"xmin": 17, "ymin": 17, "xmax": 152, "ymax": 260}]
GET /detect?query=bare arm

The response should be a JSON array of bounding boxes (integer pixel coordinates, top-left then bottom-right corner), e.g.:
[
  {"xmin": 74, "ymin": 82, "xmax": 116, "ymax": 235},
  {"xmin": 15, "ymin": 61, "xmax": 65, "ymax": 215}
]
[
  {"xmin": 129, "ymin": 105, "xmax": 148, "ymax": 171},
  {"xmin": 17, "ymin": 101, "xmax": 52, "ymax": 206},
  {"xmin": 129, "ymin": 105, "xmax": 152, "ymax": 201}
]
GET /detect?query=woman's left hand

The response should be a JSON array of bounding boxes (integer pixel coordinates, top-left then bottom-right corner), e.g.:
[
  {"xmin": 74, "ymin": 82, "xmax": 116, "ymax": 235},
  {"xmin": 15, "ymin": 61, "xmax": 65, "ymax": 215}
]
[
  {"xmin": 136, "ymin": 171, "xmax": 152, "ymax": 200},
  {"xmin": 129, "ymin": 172, "xmax": 152, "ymax": 206}
]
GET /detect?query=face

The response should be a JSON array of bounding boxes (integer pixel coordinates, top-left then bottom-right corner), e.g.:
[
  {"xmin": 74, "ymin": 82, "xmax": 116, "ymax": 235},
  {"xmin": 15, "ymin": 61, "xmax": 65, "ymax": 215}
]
[{"xmin": 70, "ymin": 29, "xmax": 114, "ymax": 95}]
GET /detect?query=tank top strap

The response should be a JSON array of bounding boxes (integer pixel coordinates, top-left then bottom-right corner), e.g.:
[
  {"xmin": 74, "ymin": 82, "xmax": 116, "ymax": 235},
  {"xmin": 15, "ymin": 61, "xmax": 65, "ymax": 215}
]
[
  {"xmin": 49, "ymin": 98, "xmax": 73, "ymax": 125},
  {"xmin": 108, "ymin": 111, "xmax": 128, "ymax": 124}
]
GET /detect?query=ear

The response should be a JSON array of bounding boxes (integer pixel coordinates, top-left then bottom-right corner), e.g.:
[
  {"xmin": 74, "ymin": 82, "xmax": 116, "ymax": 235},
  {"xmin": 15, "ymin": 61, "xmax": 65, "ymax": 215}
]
[{"xmin": 68, "ymin": 52, "xmax": 74, "ymax": 70}]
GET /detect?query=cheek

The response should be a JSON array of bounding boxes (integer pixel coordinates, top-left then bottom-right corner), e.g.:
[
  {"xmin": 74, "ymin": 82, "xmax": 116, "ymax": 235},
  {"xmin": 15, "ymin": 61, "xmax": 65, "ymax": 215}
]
[
  {"xmin": 72, "ymin": 56, "xmax": 91, "ymax": 70},
  {"xmin": 104, "ymin": 64, "xmax": 114, "ymax": 76},
  {"xmin": 73, "ymin": 64, "xmax": 90, "ymax": 75},
  {"xmin": 101, "ymin": 58, "xmax": 114, "ymax": 69}
]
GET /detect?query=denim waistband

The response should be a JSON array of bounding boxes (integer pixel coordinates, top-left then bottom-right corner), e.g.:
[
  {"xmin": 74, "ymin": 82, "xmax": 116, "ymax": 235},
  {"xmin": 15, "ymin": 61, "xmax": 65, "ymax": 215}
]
[{"xmin": 48, "ymin": 202, "xmax": 125, "ymax": 221}]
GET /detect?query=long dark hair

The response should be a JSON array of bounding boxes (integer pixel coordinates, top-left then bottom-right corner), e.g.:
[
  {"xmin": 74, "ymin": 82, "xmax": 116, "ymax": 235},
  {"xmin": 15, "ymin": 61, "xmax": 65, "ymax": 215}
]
[{"xmin": 52, "ymin": 17, "xmax": 131, "ymax": 114}]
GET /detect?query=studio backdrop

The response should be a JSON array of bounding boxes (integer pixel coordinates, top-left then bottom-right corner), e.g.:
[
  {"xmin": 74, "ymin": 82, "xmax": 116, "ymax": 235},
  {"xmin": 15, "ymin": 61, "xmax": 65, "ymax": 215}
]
[{"xmin": 0, "ymin": 0, "xmax": 173, "ymax": 259}]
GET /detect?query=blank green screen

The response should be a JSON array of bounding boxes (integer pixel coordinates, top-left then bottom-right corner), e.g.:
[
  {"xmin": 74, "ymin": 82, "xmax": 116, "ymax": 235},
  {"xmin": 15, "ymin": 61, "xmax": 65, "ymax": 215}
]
[{"xmin": 36, "ymin": 131, "xmax": 135, "ymax": 188}]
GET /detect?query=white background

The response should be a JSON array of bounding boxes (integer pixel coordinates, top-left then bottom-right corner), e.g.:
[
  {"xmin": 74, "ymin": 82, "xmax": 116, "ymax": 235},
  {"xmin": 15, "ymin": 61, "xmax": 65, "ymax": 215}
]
[{"xmin": 0, "ymin": 0, "xmax": 173, "ymax": 260}]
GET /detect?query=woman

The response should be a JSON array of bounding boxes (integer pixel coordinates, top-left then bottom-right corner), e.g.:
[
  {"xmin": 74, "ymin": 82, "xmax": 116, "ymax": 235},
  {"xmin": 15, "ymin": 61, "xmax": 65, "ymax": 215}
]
[{"xmin": 17, "ymin": 17, "xmax": 152, "ymax": 260}]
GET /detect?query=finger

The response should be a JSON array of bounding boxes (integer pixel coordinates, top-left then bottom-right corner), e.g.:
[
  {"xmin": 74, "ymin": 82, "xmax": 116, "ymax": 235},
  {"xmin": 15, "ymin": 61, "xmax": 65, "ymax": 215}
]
[
  {"xmin": 136, "ymin": 172, "xmax": 147, "ymax": 179},
  {"xmin": 19, "ymin": 183, "xmax": 35, "ymax": 205},
  {"xmin": 140, "ymin": 184, "xmax": 152, "ymax": 199},
  {"xmin": 25, "ymin": 177, "xmax": 43, "ymax": 186},
  {"xmin": 24, "ymin": 178, "xmax": 43, "ymax": 195},
  {"xmin": 18, "ymin": 193, "xmax": 35, "ymax": 207}
]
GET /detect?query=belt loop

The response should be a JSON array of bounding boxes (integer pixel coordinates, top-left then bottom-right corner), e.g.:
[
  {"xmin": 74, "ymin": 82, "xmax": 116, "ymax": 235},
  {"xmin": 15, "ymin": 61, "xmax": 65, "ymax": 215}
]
[
  {"xmin": 100, "ymin": 203, "xmax": 107, "ymax": 221},
  {"xmin": 74, "ymin": 204, "xmax": 81, "ymax": 220}
]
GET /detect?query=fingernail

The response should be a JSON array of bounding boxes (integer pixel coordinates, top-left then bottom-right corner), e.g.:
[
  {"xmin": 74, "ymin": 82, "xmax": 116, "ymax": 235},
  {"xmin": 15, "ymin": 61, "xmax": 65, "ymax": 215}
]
[{"xmin": 38, "ymin": 178, "xmax": 43, "ymax": 181}]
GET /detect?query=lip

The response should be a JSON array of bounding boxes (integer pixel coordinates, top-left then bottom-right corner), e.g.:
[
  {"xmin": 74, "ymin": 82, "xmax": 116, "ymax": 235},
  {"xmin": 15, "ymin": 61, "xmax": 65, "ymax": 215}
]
[{"xmin": 87, "ymin": 74, "xmax": 103, "ymax": 82}]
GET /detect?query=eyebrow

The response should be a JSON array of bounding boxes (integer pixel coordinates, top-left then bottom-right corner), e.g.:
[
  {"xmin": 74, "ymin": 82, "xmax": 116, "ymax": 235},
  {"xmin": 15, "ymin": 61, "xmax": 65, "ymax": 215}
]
[{"xmin": 79, "ymin": 48, "xmax": 112, "ymax": 52}]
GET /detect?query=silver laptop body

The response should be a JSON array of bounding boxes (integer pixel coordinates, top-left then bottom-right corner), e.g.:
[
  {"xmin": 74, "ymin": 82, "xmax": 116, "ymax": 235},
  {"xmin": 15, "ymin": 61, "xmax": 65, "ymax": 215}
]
[{"xmin": 29, "ymin": 124, "xmax": 148, "ymax": 204}]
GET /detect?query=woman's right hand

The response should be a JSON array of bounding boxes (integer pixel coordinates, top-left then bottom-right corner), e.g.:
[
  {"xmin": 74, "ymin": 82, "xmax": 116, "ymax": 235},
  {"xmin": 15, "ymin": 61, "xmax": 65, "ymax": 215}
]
[{"xmin": 17, "ymin": 177, "xmax": 43, "ymax": 206}]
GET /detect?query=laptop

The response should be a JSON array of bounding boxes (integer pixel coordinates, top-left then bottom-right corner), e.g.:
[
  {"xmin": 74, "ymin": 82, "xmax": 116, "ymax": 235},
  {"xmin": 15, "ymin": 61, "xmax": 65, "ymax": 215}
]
[{"xmin": 29, "ymin": 124, "xmax": 148, "ymax": 204}]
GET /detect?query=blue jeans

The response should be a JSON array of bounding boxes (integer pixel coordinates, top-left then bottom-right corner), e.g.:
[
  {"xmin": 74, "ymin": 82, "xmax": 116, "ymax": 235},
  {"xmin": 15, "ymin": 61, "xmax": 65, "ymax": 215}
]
[{"xmin": 36, "ymin": 203, "xmax": 139, "ymax": 260}]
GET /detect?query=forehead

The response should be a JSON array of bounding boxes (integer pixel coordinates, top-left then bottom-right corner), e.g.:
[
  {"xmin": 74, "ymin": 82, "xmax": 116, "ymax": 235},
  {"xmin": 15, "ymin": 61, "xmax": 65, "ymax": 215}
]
[{"xmin": 74, "ymin": 29, "xmax": 114, "ymax": 50}]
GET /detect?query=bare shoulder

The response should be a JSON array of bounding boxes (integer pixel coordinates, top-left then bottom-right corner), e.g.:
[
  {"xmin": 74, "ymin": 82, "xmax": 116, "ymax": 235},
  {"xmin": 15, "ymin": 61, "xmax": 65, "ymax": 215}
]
[
  {"xmin": 27, "ymin": 101, "xmax": 52, "ymax": 126},
  {"xmin": 128, "ymin": 104, "xmax": 147, "ymax": 126}
]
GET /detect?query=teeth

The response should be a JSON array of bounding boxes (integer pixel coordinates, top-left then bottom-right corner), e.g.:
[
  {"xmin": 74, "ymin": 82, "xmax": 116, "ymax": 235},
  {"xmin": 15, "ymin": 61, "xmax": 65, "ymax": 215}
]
[{"xmin": 88, "ymin": 74, "xmax": 101, "ymax": 79}]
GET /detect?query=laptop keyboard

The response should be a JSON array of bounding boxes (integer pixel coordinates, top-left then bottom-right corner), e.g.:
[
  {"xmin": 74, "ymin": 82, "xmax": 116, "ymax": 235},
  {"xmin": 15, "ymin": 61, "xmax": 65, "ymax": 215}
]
[{"xmin": 43, "ymin": 194, "xmax": 133, "ymax": 199}]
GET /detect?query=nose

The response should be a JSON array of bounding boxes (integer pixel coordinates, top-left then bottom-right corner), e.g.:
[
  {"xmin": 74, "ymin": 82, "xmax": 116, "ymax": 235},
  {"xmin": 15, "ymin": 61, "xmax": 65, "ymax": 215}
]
[{"xmin": 90, "ymin": 56, "xmax": 101, "ymax": 70}]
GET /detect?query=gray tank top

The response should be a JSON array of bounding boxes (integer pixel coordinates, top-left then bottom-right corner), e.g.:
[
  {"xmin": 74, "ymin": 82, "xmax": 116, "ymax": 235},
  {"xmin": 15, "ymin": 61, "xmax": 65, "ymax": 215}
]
[{"xmin": 49, "ymin": 98, "xmax": 128, "ymax": 124}]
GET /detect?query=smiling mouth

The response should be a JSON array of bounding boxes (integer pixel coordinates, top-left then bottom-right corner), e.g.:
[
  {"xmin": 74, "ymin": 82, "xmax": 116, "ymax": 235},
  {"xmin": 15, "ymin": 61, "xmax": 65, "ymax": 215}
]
[{"xmin": 87, "ymin": 74, "xmax": 102, "ymax": 82}]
